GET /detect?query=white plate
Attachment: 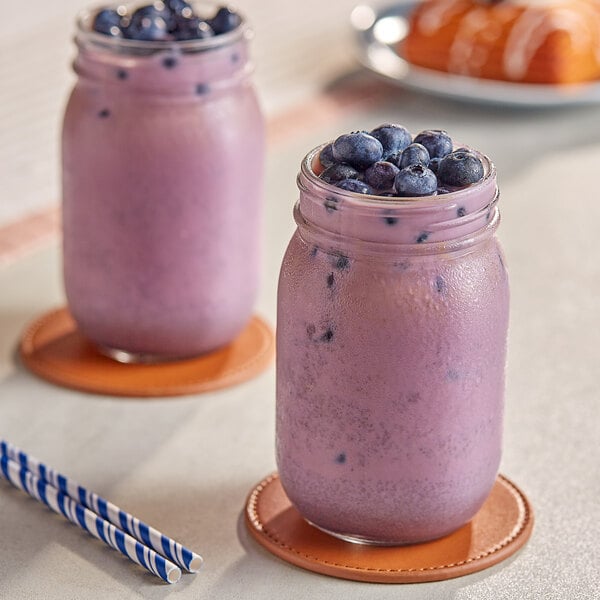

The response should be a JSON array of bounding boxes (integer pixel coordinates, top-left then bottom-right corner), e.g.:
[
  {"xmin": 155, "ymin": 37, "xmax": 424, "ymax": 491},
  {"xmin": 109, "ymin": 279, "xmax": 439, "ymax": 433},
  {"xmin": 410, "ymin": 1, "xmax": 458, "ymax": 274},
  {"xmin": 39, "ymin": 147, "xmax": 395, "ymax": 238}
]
[{"xmin": 351, "ymin": 1, "xmax": 600, "ymax": 107}]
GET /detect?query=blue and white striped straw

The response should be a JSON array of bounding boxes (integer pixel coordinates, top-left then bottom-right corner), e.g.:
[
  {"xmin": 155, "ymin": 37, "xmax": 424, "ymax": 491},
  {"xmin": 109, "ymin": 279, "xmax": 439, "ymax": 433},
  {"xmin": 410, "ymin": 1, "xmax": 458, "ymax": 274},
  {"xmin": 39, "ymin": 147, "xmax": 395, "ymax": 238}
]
[
  {"xmin": 0, "ymin": 440, "xmax": 203, "ymax": 573},
  {"xmin": 0, "ymin": 454, "xmax": 181, "ymax": 584}
]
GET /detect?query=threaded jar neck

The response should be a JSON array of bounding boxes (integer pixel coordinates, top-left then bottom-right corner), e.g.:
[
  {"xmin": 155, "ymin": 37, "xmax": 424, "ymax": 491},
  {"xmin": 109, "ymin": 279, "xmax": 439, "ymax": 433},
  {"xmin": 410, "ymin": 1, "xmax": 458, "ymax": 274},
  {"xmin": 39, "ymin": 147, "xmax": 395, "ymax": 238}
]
[
  {"xmin": 296, "ymin": 145, "xmax": 500, "ymax": 257},
  {"xmin": 73, "ymin": 2, "xmax": 253, "ymax": 95}
]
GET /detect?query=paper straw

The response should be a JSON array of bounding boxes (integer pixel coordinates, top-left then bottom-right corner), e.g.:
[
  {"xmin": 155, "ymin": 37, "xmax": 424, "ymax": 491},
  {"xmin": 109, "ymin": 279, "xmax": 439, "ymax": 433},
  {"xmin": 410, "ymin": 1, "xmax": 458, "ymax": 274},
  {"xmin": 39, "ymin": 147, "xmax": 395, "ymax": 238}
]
[
  {"xmin": 0, "ymin": 440, "xmax": 203, "ymax": 573},
  {"xmin": 0, "ymin": 454, "xmax": 181, "ymax": 584}
]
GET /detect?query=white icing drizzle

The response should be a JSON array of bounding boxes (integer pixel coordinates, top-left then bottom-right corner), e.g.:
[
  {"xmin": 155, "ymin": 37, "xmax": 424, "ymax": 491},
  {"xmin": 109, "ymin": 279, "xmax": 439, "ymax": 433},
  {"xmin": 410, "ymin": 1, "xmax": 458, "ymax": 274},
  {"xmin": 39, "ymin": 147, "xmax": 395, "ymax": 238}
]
[
  {"xmin": 577, "ymin": 1, "xmax": 600, "ymax": 64},
  {"xmin": 416, "ymin": 0, "xmax": 466, "ymax": 35},
  {"xmin": 414, "ymin": 0, "xmax": 600, "ymax": 80},
  {"xmin": 503, "ymin": 4, "xmax": 600, "ymax": 80},
  {"xmin": 448, "ymin": 8, "xmax": 493, "ymax": 75},
  {"xmin": 503, "ymin": 10, "xmax": 552, "ymax": 79},
  {"xmin": 506, "ymin": 0, "xmax": 574, "ymax": 6}
]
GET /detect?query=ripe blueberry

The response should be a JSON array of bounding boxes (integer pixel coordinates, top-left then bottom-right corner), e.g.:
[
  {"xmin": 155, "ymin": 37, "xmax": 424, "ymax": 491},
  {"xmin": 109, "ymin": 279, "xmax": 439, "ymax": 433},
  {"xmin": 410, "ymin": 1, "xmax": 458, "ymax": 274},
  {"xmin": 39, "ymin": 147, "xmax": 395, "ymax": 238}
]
[
  {"xmin": 92, "ymin": 8, "xmax": 124, "ymax": 37},
  {"xmin": 438, "ymin": 151, "xmax": 484, "ymax": 186},
  {"xmin": 369, "ymin": 123, "xmax": 412, "ymax": 158},
  {"xmin": 176, "ymin": 17, "xmax": 215, "ymax": 40},
  {"xmin": 165, "ymin": 0, "xmax": 193, "ymax": 17},
  {"xmin": 428, "ymin": 157, "xmax": 441, "ymax": 174},
  {"xmin": 414, "ymin": 130, "xmax": 453, "ymax": 159},
  {"xmin": 364, "ymin": 161, "xmax": 399, "ymax": 191},
  {"xmin": 336, "ymin": 179, "xmax": 374, "ymax": 195},
  {"xmin": 320, "ymin": 164, "xmax": 359, "ymax": 184},
  {"xmin": 332, "ymin": 132, "xmax": 383, "ymax": 170},
  {"xmin": 125, "ymin": 6, "xmax": 170, "ymax": 40},
  {"xmin": 319, "ymin": 143, "xmax": 336, "ymax": 169},
  {"xmin": 209, "ymin": 6, "xmax": 242, "ymax": 34},
  {"xmin": 398, "ymin": 143, "xmax": 430, "ymax": 169},
  {"xmin": 395, "ymin": 164, "xmax": 437, "ymax": 197}
]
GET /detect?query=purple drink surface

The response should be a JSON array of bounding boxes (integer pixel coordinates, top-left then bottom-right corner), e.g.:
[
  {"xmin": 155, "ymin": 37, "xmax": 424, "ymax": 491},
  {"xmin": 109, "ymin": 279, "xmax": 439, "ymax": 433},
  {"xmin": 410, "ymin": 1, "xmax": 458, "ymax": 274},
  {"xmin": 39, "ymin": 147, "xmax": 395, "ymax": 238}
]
[
  {"xmin": 62, "ymin": 13, "xmax": 265, "ymax": 359},
  {"xmin": 276, "ymin": 146, "xmax": 509, "ymax": 544}
]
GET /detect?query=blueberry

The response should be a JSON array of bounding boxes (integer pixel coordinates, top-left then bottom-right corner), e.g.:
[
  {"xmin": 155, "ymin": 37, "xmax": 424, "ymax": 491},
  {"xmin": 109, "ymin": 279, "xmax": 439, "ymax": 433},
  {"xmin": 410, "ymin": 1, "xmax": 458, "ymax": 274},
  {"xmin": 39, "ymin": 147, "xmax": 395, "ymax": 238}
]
[
  {"xmin": 438, "ymin": 151, "xmax": 484, "ymax": 186},
  {"xmin": 320, "ymin": 328, "xmax": 334, "ymax": 342},
  {"xmin": 369, "ymin": 123, "xmax": 412, "ymax": 158},
  {"xmin": 336, "ymin": 179, "xmax": 374, "ymax": 195},
  {"xmin": 386, "ymin": 151, "xmax": 403, "ymax": 168},
  {"xmin": 175, "ymin": 17, "xmax": 215, "ymax": 40},
  {"xmin": 324, "ymin": 197, "xmax": 339, "ymax": 212},
  {"xmin": 162, "ymin": 56, "xmax": 178, "ymax": 68},
  {"xmin": 165, "ymin": 0, "xmax": 193, "ymax": 17},
  {"xmin": 125, "ymin": 5, "xmax": 170, "ymax": 40},
  {"xmin": 167, "ymin": 0, "xmax": 202, "ymax": 36},
  {"xmin": 319, "ymin": 143, "xmax": 336, "ymax": 169},
  {"xmin": 156, "ymin": 0, "xmax": 181, "ymax": 31},
  {"xmin": 457, "ymin": 206, "xmax": 467, "ymax": 217},
  {"xmin": 320, "ymin": 163, "xmax": 359, "ymax": 184},
  {"xmin": 395, "ymin": 164, "xmax": 437, "ymax": 197},
  {"xmin": 364, "ymin": 161, "xmax": 399, "ymax": 191},
  {"xmin": 335, "ymin": 452, "xmax": 346, "ymax": 464},
  {"xmin": 429, "ymin": 157, "xmax": 441, "ymax": 174},
  {"xmin": 414, "ymin": 130, "xmax": 453, "ymax": 159},
  {"xmin": 92, "ymin": 8, "xmax": 124, "ymax": 37},
  {"xmin": 335, "ymin": 255, "xmax": 350, "ymax": 270},
  {"xmin": 332, "ymin": 132, "xmax": 383, "ymax": 170},
  {"xmin": 398, "ymin": 143, "xmax": 430, "ymax": 169},
  {"xmin": 447, "ymin": 369, "xmax": 460, "ymax": 381},
  {"xmin": 208, "ymin": 6, "xmax": 242, "ymax": 34}
]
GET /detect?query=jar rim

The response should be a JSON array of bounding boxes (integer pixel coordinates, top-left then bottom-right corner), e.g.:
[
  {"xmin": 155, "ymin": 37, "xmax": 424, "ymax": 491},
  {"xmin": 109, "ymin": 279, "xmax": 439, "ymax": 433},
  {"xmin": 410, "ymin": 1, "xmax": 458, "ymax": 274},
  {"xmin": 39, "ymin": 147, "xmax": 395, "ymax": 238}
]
[
  {"xmin": 76, "ymin": 1, "xmax": 251, "ymax": 54},
  {"xmin": 299, "ymin": 143, "xmax": 497, "ymax": 211}
]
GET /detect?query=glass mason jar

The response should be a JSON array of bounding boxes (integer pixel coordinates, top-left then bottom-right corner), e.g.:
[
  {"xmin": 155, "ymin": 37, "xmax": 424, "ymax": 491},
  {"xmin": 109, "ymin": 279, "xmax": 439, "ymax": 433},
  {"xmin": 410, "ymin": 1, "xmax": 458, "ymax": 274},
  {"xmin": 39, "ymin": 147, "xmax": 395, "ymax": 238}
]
[
  {"xmin": 276, "ymin": 146, "xmax": 509, "ymax": 545},
  {"xmin": 62, "ymin": 3, "xmax": 265, "ymax": 362}
]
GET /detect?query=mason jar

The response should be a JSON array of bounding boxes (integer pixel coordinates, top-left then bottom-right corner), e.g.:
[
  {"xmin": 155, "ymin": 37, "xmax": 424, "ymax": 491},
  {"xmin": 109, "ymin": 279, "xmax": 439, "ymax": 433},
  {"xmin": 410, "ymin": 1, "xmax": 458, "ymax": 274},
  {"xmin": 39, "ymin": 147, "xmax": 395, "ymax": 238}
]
[
  {"xmin": 62, "ymin": 2, "xmax": 265, "ymax": 362},
  {"xmin": 276, "ymin": 145, "xmax": 509, "ymax": 545}
]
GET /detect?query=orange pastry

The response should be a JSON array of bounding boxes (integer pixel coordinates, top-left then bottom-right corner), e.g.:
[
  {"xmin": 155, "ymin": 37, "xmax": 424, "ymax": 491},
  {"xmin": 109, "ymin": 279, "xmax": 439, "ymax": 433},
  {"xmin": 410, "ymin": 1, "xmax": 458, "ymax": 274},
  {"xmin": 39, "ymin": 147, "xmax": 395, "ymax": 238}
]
[{"xmin": 402, "ymin": 0, "xmax": 600, "ymax": 84}]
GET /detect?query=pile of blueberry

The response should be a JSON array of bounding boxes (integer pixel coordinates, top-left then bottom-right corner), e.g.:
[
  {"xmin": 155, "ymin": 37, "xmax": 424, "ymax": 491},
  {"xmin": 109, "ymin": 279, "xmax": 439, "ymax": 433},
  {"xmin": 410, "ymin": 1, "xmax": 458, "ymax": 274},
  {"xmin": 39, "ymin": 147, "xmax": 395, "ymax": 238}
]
[
  {"xmin": 317, "ymin": 125, "xmax": 485, "ymax": 198},
  {"xmin": 92, "ymin": 1, "xmax": 241, "ymax": 41}
]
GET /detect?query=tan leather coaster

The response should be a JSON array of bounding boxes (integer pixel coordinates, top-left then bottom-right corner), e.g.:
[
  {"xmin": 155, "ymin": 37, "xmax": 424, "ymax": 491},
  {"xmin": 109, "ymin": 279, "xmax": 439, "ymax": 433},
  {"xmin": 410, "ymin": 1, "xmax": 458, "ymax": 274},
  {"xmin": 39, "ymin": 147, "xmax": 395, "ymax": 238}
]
[
  {"xmin": 19, "ymin": 307, "xmax": 274, "ymax": 397},
  {"xmin": 245, "ymin": 473, "xmax": 534, "ymax": 583}
]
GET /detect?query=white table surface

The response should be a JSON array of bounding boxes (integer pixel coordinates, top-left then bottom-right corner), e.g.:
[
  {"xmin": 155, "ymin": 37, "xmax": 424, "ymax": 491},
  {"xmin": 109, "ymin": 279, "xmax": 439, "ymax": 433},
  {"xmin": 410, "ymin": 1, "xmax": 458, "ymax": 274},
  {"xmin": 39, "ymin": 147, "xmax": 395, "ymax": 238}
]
[{"xmin": 1, "ymin": 3, "xmax": 600, "ymax": 599}]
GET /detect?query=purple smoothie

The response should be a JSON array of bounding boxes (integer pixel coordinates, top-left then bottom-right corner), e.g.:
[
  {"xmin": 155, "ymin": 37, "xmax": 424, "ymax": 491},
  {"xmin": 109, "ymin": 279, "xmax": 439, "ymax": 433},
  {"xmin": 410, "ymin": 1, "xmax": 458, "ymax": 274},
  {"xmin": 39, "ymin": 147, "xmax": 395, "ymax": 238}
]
[
  {"xmin": 62, "ymin": 4, "xmax": 265, "ymax": 361},
  {"xmin": 276, "ymin": 145, "xmax": 509, "ymax": 544}
]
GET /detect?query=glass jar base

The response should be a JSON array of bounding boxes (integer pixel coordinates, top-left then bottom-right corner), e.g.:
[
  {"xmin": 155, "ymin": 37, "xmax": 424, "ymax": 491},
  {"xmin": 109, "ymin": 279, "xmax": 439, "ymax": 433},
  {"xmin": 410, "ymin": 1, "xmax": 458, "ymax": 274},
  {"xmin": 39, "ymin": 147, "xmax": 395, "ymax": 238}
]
[
  {"xmin": 97, "ymin": 344, "xmax": 194, "ymax": 364},
  {"xmin": 306, "ymin": 519, "xmax": 416, "ymax": 547}
]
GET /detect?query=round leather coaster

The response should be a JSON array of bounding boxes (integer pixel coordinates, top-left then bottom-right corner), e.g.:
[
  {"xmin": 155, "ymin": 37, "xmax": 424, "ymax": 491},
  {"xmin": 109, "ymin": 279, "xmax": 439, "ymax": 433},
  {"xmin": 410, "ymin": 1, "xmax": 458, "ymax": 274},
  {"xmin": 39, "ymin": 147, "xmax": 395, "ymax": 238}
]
[
  {"xmin": 245, "ymin": 473, "xmax": 534, "ymax": 583},
  {"xmin": 19, "ymin": 307, "xmax": 274, "ymax": 397}
]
